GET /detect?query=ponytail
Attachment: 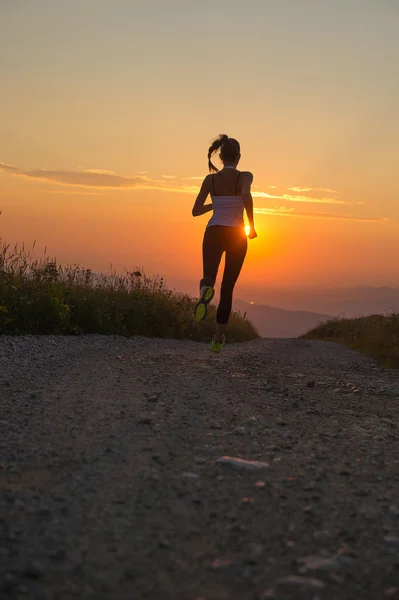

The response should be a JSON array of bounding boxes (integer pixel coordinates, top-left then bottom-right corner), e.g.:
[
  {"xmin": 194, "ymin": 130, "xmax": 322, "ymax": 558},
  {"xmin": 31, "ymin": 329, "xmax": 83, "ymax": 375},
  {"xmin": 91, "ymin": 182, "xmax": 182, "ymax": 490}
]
[
  {"xmin": 208, "ymin": 134, "xmax": 229, "ymax": 172},
  {"xmin": 207, "ymin": 134, "xmax": 240, "ymax": 172}
]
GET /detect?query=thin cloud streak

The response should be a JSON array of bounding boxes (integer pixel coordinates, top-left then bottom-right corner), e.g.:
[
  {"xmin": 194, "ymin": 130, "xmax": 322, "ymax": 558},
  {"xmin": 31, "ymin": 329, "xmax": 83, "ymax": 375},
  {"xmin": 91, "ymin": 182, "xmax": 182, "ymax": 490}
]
[
  {"xmin": 288, "ymin": 186, "xmax": 337, "ymax": 193},
  {"xmin": 43, "ymin": 189, "xmax": 102, "ymax": 196},
  {"xmin": 79, "ymin": 168, "xmax": 116, "ymax": 175},
  {"xmin": 252, "ymin": 191, "xmax": 346, "ymax": 205},
  {"xmin": 0, "ymin": 161, "xmax": 196, "ymax": 192},
  {"xmin": 254, "ymin": 206, "xmax": 386, "ymax": 222}
]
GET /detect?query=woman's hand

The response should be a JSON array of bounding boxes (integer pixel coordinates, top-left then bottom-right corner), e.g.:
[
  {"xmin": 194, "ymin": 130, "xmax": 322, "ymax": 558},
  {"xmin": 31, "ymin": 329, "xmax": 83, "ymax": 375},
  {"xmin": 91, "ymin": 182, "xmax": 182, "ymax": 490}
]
[{"xmin": 247, "ymin": 226, "xmax": 257, "ymax": 239}]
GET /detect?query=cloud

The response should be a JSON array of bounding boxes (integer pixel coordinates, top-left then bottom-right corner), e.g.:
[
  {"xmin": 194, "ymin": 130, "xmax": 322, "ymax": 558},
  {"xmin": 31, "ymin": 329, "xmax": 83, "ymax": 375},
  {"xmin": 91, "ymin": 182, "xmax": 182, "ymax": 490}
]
[
  {"xmin": 254, "ymin": 206, "xmax": 386, "ymax": 222},
  {"xmin": 43, "ymin": 189, "xmax": 102, "ymax": 196},
  {"xmin": 0, "ymin": 161, "xmax": 197, "ymax": 193},
  {"xmin": 0, "ymin": 162, "xmax": 369, "ymax": 215},
  {"xmin": 252, "ymin": 191, "xmax": 346, "ymax": 205},
  {"xmin": 254, "ymin": 206, "xmax": 295, "ymax": 216},
  {"xmin": 0, "ymin": 162, "xmax": 145, "ymax": 188},
  {"xmin": 182, "ymin": 176, "xmax": 204, "ymax": 181},
  {"xmin": 0, "ymin": 162, "xmax": 19, "ymax": 174},
  {"xmin": 288, "ymin": 186, "xmax": 337, "ymax": 193},
  {"xmin": 79, "ymin": 168, "xmax": 116, "ymax": 175}
]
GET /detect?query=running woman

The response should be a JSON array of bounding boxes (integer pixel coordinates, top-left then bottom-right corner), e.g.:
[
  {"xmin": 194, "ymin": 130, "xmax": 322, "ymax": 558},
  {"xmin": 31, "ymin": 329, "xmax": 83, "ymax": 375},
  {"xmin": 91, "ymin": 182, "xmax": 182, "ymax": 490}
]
[{"xmin": 192, "ymin": 134, "xmax": 257, "ymax": 353}]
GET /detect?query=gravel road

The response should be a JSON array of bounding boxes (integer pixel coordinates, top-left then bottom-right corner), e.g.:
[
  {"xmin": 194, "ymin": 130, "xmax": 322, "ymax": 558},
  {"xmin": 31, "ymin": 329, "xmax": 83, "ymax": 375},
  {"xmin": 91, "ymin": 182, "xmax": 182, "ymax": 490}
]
[{"xmin": 1, "ymin": 335, "xmax": 399, "ymax": 600}]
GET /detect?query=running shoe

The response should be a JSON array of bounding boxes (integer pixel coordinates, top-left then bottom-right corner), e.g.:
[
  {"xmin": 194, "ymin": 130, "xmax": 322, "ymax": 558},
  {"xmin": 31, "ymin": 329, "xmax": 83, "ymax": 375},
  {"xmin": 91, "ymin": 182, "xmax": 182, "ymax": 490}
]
[
  {"xmin": 211, "ymin": 335, "xmax": 226, "ymax": 353},
  {"xmin": 194, "ymin": 285, "xmax": 215, "ymax": 323}
]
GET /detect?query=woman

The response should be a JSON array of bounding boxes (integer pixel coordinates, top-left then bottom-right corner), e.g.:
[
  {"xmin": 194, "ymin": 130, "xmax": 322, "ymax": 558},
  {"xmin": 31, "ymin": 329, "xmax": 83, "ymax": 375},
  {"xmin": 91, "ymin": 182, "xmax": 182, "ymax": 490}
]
[{"xmin": 192, "ymin": 134, "xmax": 257, "ymax": 353}]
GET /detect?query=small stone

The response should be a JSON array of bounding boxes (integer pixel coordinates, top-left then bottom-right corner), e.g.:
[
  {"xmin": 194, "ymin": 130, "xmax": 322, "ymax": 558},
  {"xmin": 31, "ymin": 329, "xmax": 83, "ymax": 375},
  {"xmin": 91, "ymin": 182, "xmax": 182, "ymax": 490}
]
[
  {"xmin": 49, "ymin": 548, "xmax": 66, "ymax": 560},
  {"xmin": 137, "ymin": 417, "xmax": 152, "ymax": 425},
  {"xmin": 24, "ymin": 559, "xmax": 43, "ymax": 579},
  {"xmin": 258, "ymin": 589, "xmax": 277, "ymax": 599},
  {"xmin": 233, "ymin": 426, "xmax": 247, "ymax": 435},
  {"xmin": 357, "ymin": 488, "xmax": 372, "ymax": 498},
  {"xmin": 53, "ymin": 495, "xmax": 65, "ymax": 502},
  {"xmin": 3, "ymin": 573, "xmax": 17, "ymax": 589},
  {"xmin": 181, "ymin": 472, "xmax": 199, "ymax": 479},
  {"xmin": 381, "ymin": 418, "xmax": 395, "ymax": 427},
  {"xmin": 313, "ymin": 530, "xmax": 330, "ymax": 540},
  {"xmin": 147, "ymin": 395, "xmax": 158, "ymax": 402},
  {"xmin": 216, "ymin": 457, "xmax": 269, "ymax": 471},
  {"xmin": 307, "ymin": 381, "xmax": 315, "ymax": 388},
  {"xmin": 211, "ymin": 558, "xmax": 233, "ymax": 569},
  {"xmin": 299, "ymin": 554, "xmax": 340, "ymax": 570},
  {"xmin": 249, "ymin": 543, "xmax": 264, "ymax": 557},
  {"xmin": 385, "ymin": 587, "xmax": 398, "ymax": 597},
  {"xmin": 303, "ymin": 480, "xmax": 317, "ymax": 491},
  {"xmin": 384, "ymin": 536, "xmax": 399, "ymax": 546},
  {"xmin": 277, "ymin": 575, "xmax": 325, "ymax": 589},
  {"xmin": 158, "ymin": 537, "xmax": 170, "ymax": 548},
  {"xmin": 37, "ymin": 506, "xmax": 51, "ymax": 516},
  {"xmin": 18, "ymin": 585, "xmax": 28, "ymax": 594}
]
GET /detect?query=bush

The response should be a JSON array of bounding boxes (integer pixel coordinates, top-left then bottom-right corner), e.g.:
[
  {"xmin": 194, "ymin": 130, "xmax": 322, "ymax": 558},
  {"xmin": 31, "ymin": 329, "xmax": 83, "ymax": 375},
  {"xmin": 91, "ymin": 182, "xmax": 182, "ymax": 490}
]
[
  {"xmin": 0, "ymin": 240, "xmax": 259, "ymax": 342},
  {"xmin": 300, "ymin": 313, "xmax": 399, "ymax": 368}
]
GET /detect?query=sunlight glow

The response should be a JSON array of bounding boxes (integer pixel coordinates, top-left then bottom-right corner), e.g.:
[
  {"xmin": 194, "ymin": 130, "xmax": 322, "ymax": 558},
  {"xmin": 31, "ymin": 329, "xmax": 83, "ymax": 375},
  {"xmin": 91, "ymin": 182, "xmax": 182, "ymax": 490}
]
[{"xmin": 245, "ymin": 225, "xmax": 250, "ymax": 236}]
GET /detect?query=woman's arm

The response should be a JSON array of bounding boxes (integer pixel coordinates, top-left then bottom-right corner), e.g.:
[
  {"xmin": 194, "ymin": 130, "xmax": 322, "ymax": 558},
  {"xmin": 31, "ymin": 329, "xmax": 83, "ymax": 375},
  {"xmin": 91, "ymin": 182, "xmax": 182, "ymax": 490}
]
[
  {"xmin": 192, "ymin": 175, "xmax": 213, "ymax": 217},
  {"xmin": 242, "ymin": 172, "xmax": 257, "ymax": 238}
]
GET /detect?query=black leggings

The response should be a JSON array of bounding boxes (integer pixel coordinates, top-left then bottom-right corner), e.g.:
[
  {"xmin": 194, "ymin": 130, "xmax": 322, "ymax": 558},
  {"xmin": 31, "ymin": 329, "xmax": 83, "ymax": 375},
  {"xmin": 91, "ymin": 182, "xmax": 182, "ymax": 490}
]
[{"xmin": 200, "ymin": 225, "xmax": 247, "ymax": 325}]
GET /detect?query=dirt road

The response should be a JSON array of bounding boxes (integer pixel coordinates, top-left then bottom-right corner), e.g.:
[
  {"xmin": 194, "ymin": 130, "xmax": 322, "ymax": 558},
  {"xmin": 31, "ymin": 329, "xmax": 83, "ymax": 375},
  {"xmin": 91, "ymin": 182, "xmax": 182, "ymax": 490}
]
[{"xmin": 1, "ymin": 335, "xmax": 399, "ymax": 599}]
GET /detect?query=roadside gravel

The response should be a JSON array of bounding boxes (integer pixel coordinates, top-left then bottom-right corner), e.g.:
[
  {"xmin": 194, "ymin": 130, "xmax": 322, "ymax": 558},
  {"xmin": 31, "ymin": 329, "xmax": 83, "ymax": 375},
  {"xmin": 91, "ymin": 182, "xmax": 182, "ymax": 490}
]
[{"xmin": 1, "ymin": 335, "xmax": 399, "ymax": 600}]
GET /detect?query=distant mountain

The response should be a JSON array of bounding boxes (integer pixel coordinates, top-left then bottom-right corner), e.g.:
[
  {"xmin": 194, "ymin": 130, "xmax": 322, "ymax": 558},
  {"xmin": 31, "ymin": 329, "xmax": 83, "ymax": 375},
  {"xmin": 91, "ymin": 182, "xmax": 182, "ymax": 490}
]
[
  {"xmin": 231, "ymin": 286, "xmax": 399, "ymax": 318},
  {"xmin": 323, "ymin": 292, "xmax": 399, "ymax": 318},
  {"xmin": 233, "ymin": 299, "xmax": 332, "ymax": 338}
]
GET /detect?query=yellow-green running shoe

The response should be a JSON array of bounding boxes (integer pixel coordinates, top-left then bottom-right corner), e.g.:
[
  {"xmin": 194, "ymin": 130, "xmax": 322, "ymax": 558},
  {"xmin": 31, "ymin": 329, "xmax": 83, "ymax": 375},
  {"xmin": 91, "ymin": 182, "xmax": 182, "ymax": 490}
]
[
  {"xmin": 211, "ymin": 335, "xmax": 226, "ymax": 353},
  {"xmin": 194, "ymin": 285, "xmax": 215, "ymax": 323}
]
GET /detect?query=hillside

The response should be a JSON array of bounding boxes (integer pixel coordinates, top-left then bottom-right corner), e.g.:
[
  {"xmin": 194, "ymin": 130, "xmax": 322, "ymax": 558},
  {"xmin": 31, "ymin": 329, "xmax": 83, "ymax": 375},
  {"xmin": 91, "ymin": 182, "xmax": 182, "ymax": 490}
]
[{"xmin": 301, "ymin": 312, "xmax": 399, "ymax": 369}]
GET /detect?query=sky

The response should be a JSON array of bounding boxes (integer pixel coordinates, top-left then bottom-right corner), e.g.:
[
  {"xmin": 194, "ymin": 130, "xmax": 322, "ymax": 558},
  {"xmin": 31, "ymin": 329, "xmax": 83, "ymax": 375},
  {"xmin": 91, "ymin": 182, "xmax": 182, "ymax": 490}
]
[{"xmin": 1, "ymin": 0, "xmax": 398, "ymax": 298}]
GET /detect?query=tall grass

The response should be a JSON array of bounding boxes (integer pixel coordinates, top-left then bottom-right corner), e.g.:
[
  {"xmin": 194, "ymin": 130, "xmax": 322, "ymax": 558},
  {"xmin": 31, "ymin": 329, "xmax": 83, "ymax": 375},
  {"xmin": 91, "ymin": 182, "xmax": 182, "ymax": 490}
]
[
  {"xmin": 301, "ymin": 313, "xmax": 399, "ymax": 368},
  {"xmin": 0, "ymin": 240, "xmax": 258, "ymax": 342}
]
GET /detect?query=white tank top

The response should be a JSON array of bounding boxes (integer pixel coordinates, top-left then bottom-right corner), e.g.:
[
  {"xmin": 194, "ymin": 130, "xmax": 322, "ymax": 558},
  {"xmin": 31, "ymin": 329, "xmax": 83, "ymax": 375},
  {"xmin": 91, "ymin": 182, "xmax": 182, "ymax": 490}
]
[{"xmin": 207, "ymin": 168, "xmax": 244, "ymax": 229}]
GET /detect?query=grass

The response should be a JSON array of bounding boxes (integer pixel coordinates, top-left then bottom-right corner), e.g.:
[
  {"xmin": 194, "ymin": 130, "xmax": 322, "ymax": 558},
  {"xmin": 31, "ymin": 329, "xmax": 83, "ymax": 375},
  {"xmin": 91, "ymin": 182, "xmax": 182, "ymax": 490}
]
[
  {"xmin": 0, "ymin": 239, "xmax": 259, "ymax": 343},
  {"xmin": 300, "ymin": 313, "xmax": 399, "ymax": 369}
]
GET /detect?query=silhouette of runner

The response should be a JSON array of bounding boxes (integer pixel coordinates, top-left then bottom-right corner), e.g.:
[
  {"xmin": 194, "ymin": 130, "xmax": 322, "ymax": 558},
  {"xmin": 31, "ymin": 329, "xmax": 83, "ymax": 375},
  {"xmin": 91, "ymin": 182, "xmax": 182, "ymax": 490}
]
[{"xmin": 192, "ymin": 134, "xmax": 257, "ymax": 352}]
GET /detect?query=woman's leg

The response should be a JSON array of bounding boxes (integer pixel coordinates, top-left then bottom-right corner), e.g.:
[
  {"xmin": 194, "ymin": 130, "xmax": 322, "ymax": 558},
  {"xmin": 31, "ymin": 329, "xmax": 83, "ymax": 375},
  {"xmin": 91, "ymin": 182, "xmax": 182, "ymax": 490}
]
[
  {"xmin": 194, "ymin": 226, "xmax": 225, "ymax": 323},
  {"xmin": 200, "ymin": 226, "xmax": 224, "ymax": 290},
  {"xmin": 216, "ymin": 229, "xmax": 247, "ymax": 335}
]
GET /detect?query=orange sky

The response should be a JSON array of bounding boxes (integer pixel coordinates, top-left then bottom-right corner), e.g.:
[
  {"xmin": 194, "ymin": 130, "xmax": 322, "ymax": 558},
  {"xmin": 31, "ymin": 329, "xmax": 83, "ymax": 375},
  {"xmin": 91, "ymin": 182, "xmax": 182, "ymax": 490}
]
[{"xmin": 1, "ymin": 1, "xmax": 398, "ymax": 296}]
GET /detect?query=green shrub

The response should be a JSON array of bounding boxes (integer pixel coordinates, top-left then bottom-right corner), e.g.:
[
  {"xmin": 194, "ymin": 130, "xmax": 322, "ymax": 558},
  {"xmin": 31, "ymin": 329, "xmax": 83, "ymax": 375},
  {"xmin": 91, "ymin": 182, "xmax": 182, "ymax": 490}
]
[{"xmin": 0, "ymin": 239, "xmax": 258, "ymax": 342}]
